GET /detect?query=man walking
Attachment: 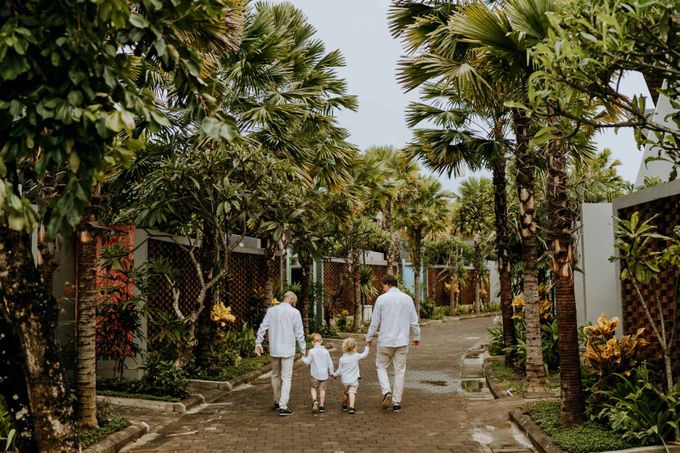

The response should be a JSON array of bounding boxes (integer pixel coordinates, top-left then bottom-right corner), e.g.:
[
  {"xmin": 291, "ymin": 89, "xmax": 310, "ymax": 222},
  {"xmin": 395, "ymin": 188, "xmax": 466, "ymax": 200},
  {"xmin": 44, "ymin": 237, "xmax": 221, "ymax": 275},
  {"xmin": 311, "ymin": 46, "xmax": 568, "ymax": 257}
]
[
  {"xmin": 365, "ymin": 275, "xmax": 420, "ymax": 413},
  {"xmin": 255, "ymin": 291, "xmax": 306, "ymax": 416}
]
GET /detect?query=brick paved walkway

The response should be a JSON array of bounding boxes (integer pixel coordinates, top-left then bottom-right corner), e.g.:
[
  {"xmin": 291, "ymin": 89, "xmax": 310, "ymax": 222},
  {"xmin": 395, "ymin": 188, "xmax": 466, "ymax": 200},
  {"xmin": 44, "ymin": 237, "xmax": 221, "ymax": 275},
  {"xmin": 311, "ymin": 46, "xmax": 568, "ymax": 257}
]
[{"xmin": 124, "ymin": 317, "xmax": 494, "ymax": 453}]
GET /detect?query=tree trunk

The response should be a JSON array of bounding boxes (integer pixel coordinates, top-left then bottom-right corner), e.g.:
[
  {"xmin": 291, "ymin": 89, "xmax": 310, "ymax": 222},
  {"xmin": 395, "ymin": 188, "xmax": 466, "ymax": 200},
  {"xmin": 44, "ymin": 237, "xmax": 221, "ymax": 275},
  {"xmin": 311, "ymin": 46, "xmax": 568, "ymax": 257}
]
[
  {"xmin": 512, "ymin": 109, "xmax": 546, "ymax": 393},
  {"xmin": 491, "ymin": 143, "xmax": 517, "ymax": 366},
  {"xmin": 300, "ymin": 260, "xmax": 312, "ymax": 331},
  {"xmin": 413, "ymin": 239, "xmax": 422, "ymax": 316},
  {"xmin": 473, "ymin": 243, "xmax": 482, "ymax": 314},
  {"xmin": 263, "ymin": 240, "xmax": 277, "ymax": 305},
  {"xmin": 196, "ymin": 231, "xmax": 218, "ymax": 367},
  {"xmin": 546, "ymin": 128, "xmax": 584, "ymax": 425},
  {"xmin": 449, "ymin": 272, "xmax": 456, "ymax": 316},
  {"xmin": 76, "ymin": 224, "xmax": 99, "ymax": 428},
  {"xmin": 0, "ymin": 227, "xmax": 80, "ymax": 451},
  {"xmin": 353, "ymin": 264, "xmax": 363, "ymax": 328},
  {"xmin": 0, "ymin": 314, "xmax": 38, "ymax": 451},
  {"xmin": 385, "ymin": 204, "xmax": 398, "ymax": 275}
]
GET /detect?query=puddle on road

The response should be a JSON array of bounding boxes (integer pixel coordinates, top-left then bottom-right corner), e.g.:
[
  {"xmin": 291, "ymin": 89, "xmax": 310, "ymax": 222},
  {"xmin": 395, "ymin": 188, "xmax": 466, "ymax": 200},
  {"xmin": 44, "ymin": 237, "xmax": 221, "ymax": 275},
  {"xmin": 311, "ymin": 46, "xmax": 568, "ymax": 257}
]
[{"xmin": 461, "ymin": 379, "xmax": 486, "ymax": 393}]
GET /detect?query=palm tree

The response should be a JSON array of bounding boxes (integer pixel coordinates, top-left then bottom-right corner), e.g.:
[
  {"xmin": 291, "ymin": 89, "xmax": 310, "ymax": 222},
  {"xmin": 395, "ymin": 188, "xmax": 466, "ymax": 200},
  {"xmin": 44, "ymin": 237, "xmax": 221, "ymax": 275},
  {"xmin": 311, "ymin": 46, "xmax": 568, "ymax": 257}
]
[
  {"xmin": 453, "ymin": 177, "xmax": 495, "ymax": 313},
  {"xmin": 403, "ymin": 80, "xmax": 517, "ymax": 364},
  {"xmin": 396, "ymin": 177, "xmax": 451, "ymax": 314}
]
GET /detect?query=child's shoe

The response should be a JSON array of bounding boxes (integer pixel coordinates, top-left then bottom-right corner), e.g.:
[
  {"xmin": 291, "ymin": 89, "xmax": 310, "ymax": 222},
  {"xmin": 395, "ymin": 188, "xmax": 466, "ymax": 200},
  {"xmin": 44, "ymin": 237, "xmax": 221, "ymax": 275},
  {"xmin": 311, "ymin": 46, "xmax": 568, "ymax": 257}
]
[
  {"xmin": 348, "ymin": 407, "xmax": 356, "ymax": 414},
  {"xmin": 312, "ymin": 399, "xmax": 319, "ymax": 414},
  {"xmin": 341, "ymin": 404, "xmax": 348, "ymax": 412},
  {"xmin": 319, "ymin": 406, "xmax": 326, "ymax": 413}
]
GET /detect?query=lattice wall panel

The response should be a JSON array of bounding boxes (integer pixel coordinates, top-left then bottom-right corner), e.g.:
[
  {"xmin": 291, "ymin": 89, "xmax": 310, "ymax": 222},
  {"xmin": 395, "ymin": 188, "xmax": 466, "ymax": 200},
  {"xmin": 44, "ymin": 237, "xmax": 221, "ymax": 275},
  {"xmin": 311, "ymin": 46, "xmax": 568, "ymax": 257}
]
[
  {"xmin": 322, "ymin": 261, "xmax": 388, "ymax": 317},
  {"xmin": 427, "ymin": 268, "xmax": 487, "ymax": 307},
  {"xmin": 618, "ymin": 193, "xmax": 680, "ymax": 378},
  {"xmin": 147, "ymin": 240, "xmax": 277, "ymax": 348}
]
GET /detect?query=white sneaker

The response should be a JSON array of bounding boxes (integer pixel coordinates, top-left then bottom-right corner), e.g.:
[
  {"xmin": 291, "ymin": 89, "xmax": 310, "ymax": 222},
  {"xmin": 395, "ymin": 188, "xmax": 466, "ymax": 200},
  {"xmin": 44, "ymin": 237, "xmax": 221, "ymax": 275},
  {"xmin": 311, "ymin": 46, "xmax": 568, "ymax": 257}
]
[{"xmin": 312, "ymin": 399, "xmax": 320, "ymax": 414}]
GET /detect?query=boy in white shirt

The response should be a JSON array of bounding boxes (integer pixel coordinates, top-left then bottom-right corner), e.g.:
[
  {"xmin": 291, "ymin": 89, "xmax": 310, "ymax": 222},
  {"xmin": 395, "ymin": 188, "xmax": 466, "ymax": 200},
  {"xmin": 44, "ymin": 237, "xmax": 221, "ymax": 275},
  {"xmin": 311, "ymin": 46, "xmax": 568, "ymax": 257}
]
[
  {"xmin": 333, "ymin": 337, "xmax": 370, "ymax": 414},
  {"xmin": 300, "ymin": 332, "xmax": 334, "ymax": 413}
]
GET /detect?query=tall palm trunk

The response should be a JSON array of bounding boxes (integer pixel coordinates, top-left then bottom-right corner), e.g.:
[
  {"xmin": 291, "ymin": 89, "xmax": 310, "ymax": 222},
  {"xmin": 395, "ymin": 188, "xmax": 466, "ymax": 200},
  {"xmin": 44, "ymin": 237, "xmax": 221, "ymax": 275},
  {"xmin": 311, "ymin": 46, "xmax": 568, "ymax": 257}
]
[
  {"xmin": 76, "ymin": 222, "xmax": 99, "ymax": 428},
  {"xmin": 413, "ymin": 237, "xmax": 423, "ymax": 316},
  {"xmin": 385, "ymin": 203, "xmax": 399, "ymax": 275},
  {"xmin": 300, "ymin": 258, "xmax": 312, "ymax": 331},
  {"xmin": 0, "ymin": 226, "xmax": 80, "ymax": 450},
  {"xmin": 351, "ymin": 251, "xmax": 363, "ymax": 327},
  {"xmin": 263, "ymin": 239, "xmax": 277, "ymax": 305},
  {"xmin": 512, "ymin": 109, "xmax": 546, "ymax": 392},
  {"xmin": 546, "ymin": 130, "xmax": 585, "ymax": 425},
  {"xmin": 449, "ymin": 271, "xmax": 457, "ymax": 315},
  {"xmin": 491, "ymin": 132, "xmax": 517, "ymax": 366},
  {"xmin": 473, "ymin": 242, "xmax": 482, "ymax": 313}
]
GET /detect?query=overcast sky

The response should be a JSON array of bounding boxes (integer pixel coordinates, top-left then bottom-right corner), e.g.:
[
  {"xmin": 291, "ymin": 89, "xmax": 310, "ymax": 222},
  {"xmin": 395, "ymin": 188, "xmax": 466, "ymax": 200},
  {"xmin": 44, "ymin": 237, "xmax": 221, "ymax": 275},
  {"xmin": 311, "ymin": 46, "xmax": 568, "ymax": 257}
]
[{"xmin": 274, "ymin": 0, "xmax": 651, "ymax": 194}]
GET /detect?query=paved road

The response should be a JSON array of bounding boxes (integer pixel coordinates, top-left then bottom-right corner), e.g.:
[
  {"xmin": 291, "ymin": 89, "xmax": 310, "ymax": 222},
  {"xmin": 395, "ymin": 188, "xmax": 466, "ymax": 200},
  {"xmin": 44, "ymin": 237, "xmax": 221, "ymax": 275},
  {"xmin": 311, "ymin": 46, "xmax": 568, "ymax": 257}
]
[{"xmin": 125, "ymin": 316, "xmax": 495, "ymax": 453}]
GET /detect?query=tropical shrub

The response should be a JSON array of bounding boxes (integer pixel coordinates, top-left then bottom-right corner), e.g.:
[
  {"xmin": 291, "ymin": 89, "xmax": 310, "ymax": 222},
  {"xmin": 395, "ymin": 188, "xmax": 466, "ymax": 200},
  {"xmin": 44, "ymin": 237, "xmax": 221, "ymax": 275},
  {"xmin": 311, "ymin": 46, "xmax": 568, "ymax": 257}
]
[
  {"xmin": 455, "ymin": 304, "xmax": 473, "ymax": 316},
  {"xmin": 432, "ymin": 306, "xmax": 448, "ymax": 320},
  {"xmin": 512, "ymin": 319, "xmax": 560, "ymax": 374},
  {"xmin": 487, "ymin": 324, "xmax": 505, "ymax": 356},
  {"xmin": 420, "ymin": 298, "xmax": 436, "ymax": 319},
  {"xmin": 96, "ymin": 243, "xmax": 144, "ymax": 377},
  {"xmin": 97, "ymin": 357, "xmax": 188, "ymax": 401},
  {"xmin": 582, "ymin": 314, "xmax": 647, "ymax": 386},
  {"xmin": 597, "ymin": 365, "xmax": 679, "ymax": 445},
  {"xmin": 484, "ymin": 302, "xmax": 501, "ymax": 312},
  {"xmin": 148, "ymin": 310, "xmax": 190, "ymax": 363},
  {"xmin": 0, "ymin": 397, "xmax": 16, "ymax": 452}
]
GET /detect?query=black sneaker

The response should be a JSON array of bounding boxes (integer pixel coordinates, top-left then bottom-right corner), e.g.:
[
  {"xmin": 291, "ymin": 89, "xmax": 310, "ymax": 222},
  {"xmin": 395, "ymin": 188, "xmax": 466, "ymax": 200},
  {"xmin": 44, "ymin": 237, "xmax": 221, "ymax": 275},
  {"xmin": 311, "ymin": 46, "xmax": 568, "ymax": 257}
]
[
  {"xmin": 319, "ymin": 406, "xmax": 326, "ymax": 413},
  {"xmin": 312, "ymin": 399, "xmax": 319, "ymax": 414},
  {"xmin": 273, "ymin": 402, "xmax": 280, "ymax": 411},
  {"xmin": 278, "ymin": 407, "xmax": 294, "ymax": 416},
  {"xmin": 349, "ymin": 407, "xmax": 356, "ymax": 414},
  {"xmin": 382, "ymin": 392, "xmax": 392, "ymax": 410},
  {"xmin": 392, "ymin": 404, "xmax": 402, "ymax": 413},
  {"xmin": 341, "ymin": 404, "xmax": 348, "ymax": 412}
]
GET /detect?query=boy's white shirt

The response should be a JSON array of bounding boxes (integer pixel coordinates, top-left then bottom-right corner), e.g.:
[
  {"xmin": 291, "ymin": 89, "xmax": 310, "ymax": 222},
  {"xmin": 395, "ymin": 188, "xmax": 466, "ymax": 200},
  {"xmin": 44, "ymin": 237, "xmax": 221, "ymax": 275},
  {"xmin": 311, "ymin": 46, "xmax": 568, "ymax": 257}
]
[
  {"xmin": 301, "ymin": 344, "xmax": 334, "ymax": 381},
  {"xmin": 333, "ymin": 347, "xmax": 370, "ymax": 384}
]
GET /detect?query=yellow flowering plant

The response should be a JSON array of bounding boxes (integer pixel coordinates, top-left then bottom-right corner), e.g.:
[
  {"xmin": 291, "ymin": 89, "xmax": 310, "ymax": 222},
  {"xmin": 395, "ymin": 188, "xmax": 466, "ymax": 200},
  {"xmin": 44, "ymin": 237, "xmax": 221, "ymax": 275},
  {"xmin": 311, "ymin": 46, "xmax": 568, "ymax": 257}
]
[{"xmin": 211, "ymin": 302, "xmax": 236, "ymax": 328}]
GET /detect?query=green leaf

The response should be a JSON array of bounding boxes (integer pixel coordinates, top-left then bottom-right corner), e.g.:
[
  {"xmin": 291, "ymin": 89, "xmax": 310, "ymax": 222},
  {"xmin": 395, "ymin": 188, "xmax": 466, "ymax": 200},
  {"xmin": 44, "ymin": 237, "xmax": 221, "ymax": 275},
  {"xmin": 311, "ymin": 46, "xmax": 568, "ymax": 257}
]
[{"xmin": 129, "ymin": 14, "xmax": 150, "ymax": 29}]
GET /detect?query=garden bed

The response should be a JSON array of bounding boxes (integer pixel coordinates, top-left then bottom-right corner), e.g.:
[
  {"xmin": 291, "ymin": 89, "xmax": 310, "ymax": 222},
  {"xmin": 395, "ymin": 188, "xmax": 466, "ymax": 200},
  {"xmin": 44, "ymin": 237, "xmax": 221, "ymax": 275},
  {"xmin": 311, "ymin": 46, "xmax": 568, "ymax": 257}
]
[
  {"xmin": 485, "ymin": 359, "xmax": 559, "ymax": 398},
  {"xmin": 81, "ymin": 416, "xmax": 148, "ymax": 453},
  {"xmin": 513, "ymin": 400, "xmax": 651, "ymax": 453},
  {"xmin": 192, "ymin": 355, "xmax": 271, "ymax": 383}
]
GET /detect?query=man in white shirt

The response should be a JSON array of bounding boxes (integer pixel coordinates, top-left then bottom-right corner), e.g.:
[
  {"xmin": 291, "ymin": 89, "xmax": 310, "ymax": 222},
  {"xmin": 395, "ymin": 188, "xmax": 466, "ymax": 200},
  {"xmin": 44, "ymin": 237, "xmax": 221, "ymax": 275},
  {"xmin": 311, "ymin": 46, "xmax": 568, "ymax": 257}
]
[
  {"xmin": 255, "ymin": 291, "xmax": 306, "ymax": 416},
  {"xmin": 365, "ymin": 274, "xmax": 420, "ymax": 412}
]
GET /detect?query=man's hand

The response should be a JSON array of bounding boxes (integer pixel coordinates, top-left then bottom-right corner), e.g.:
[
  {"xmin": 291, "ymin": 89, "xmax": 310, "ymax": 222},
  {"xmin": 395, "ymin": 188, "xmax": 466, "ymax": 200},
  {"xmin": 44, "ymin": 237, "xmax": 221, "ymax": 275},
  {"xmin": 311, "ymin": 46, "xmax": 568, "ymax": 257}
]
[
  {"xmin": 255, "ymin": 344, "xmax": 263, "ymax": 357},
  {"xmin": 413, "ymin": 340, "xmax": 421, "ymax": 348}
]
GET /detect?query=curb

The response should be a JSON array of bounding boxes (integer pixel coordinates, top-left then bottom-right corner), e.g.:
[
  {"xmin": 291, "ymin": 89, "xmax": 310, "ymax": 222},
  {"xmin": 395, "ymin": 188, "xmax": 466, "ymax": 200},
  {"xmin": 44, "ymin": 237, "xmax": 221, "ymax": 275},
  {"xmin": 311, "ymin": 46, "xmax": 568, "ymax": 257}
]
[
  {"xmin": 509, "ymin": 409, "xmax": 566, "ymax": 453},
  {"xmin": 188, "ymin": 345, "xmax": 335, "ymax": 394},
  {"xmin": 96, "ymin": 393, "xmax": 204, "ymax": 414},
  {"xmin": 451, "ymin": 311, "xmax": 501, "ymax": 320},
  {"xmin": 483, "ymin": 357, "xmax": 509, "ymax": 399},
  {"xmin": 84, "ymin": 422, "xmax": 149, "ymax": 453}
]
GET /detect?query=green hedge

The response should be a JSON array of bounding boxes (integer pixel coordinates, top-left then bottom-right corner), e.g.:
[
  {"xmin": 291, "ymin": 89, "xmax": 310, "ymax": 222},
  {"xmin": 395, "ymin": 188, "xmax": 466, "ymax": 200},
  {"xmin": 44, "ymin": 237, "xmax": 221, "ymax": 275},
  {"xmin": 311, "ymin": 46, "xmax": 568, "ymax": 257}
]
[
  {"xmin": 524, "ymin": 401, "xmax": 641, "ymax": 453},
  {"xmin": 80, "ymin": 416, "xmax": 130, "ymax": 448}
]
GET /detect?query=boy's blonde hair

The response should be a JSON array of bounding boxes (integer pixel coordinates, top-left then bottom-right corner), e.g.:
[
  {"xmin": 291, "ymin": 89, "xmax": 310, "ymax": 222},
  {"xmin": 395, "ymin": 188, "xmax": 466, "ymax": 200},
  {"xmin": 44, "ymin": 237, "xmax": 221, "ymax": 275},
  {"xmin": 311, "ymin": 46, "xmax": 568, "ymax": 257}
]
[
  {"xmin": 342, "ymin": 337, "xmax": 356, "ymax": 353},
  {"xmin": 310, "ymin": 332, "xmax": 323, "ymax": 343}
]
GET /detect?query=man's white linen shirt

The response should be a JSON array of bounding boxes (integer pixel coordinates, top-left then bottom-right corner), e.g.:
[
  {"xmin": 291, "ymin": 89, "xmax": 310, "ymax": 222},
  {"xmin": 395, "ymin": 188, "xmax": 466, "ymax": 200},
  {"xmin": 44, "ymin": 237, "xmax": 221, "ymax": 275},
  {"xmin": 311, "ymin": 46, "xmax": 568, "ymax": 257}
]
[
  {"xmin": 365, "ymin": 287, "xmax": 421, "ymax": 348},
  {"xmin": 333, "ymin": 348, "xmax": 370, "ymax": 384},
  {"xmin": 301, "ymin": 344, "xmax": 334, "ymax": 381},
  {"xmin": 255, "ymin": 302, "xmax": 306, "ymax": 357}
]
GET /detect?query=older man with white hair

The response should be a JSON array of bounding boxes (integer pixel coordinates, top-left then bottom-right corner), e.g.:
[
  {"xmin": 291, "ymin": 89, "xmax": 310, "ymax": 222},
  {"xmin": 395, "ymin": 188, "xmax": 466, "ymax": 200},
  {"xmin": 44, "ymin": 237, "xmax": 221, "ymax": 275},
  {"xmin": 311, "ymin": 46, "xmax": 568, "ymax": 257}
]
[{"xmin": 255, "ymin": 291, "xmax": 306, "ymax": 416}]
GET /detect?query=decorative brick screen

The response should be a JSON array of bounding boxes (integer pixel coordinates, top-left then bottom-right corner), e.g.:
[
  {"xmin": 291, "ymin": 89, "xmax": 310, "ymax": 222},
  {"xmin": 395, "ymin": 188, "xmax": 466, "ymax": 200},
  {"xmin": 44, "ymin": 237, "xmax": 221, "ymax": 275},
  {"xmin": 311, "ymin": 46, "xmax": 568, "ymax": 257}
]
[
  {"xmin": 427, "ymin": 268, "xmax": 487, "ymax": 307},
  {"xmin": 618, "ymin": 193, "xmax": 680, "ymax": 378},
  {"xmin": 322, "ymin": 261, "xmax": 387, "ymax": 317},
  {"xmin": 146, "ymin": 239, "xmax": 276, "ymax": 346}
]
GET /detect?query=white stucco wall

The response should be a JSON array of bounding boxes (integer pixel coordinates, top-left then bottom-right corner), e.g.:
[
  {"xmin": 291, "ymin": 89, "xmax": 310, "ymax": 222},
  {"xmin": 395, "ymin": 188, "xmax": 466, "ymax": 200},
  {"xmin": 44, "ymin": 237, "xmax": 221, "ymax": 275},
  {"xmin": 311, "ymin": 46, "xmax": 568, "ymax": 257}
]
[
  {"xmin": 574, "ymin": 203, "xmax": 621, "ymax": 334},
  {"xmin": 488, "ymin": 260, "xmax": 500, "ymax": 304},
  {"xmin": 635, "ymin": 91, "xmax": 676, "ymax": 185}
]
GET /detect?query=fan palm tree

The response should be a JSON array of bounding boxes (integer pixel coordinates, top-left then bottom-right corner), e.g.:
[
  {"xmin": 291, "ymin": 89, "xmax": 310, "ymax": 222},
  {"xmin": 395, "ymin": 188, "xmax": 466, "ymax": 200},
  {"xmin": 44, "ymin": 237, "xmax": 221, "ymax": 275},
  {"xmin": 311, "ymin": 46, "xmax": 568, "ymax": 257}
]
[
  {"xmin": 396, "ymin": 177, "xmax": 451, "ymax": 314},
  {"xmin": 403, "ymin": 78, "xmax": 518, "ymax": 365}
]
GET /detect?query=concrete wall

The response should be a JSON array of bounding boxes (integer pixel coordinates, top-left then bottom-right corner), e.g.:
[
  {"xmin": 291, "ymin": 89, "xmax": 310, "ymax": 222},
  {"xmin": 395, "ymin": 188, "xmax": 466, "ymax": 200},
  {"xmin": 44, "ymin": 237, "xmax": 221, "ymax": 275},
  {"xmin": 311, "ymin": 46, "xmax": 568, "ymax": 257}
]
[
  {"xmin": 635, "ymin": 91, "xmax": 676, "ymax": 185},
  {"xmin": 488, "ymin": 260, "xmax": 500, "ymax": 304},
  {"xmin": 574, "ymin": 203, "xmax": 621, "ymax": 334}
]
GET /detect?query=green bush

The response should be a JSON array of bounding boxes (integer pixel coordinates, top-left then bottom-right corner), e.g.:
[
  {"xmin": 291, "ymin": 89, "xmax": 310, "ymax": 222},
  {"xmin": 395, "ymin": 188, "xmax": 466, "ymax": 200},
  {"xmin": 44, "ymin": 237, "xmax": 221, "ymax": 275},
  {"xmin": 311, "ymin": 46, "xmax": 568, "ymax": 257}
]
[
  {"xmin": 455, "ymin": 305, "xmax": 473, "ymax": 316},
  {"xmin": 420, "ymin": 298, "xmax": 436, "ymax": 319},
  {"xmin": 596, "ymin": 365, "xmax": 679, "ymax": 446},
  {"xmin": 484, "ymin": 302, "xmax": 501, "ymax": 312},
  {"xmin": 194, "ymin": 355, "xmax": 271, "ymax": 382},
  {"xmin": 525, "ymin": 400, "xmax": 641, "ymax": 453},
  {"xmin": 97, "ymin": 390, "xmax": 181, "ymax": 402},
  {"xmin": 487, "ymin": 324, "xmax": 505, "ymax": 356},
  {"xmin": 80, "ymin": 416, "xmax": 130, "ymax": 448},
  {"xmin": 0, "ymin": 397, "xmax": 16, "ymax": 452},
  {"xmin": 98, "ymin": 357, "xmax": 188, "ymax": 400},
  {"xmin": 431, "ymin": 306, "xmax": 448, "ymax": 320},
  {"xmin": 513, "ymin": 319, "xmax": 560, "ymax": 374},
  {"xmin": 225, "ymin": 323, "xmax": 257, "ymax": 359}
]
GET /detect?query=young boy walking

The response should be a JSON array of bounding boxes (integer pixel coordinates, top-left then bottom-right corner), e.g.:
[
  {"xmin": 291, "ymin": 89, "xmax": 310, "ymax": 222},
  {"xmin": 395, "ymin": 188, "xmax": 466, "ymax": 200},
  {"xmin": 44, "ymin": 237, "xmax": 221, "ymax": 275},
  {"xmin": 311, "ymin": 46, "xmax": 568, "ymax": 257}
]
[
  {"xmin": 333, "ymin": 337, "xmax": 370, "ymax": 414},
  {"xmin": 301, "ymin": 333, "xmax": 334, "ymax": 413}
]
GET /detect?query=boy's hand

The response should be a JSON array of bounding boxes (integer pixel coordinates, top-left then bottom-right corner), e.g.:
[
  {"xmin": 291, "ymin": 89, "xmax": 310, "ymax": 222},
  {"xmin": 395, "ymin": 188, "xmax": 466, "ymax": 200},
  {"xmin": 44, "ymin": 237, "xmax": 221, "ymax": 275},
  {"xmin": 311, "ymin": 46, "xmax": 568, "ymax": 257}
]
[
  {"xmin": 255, "ymin": 344, "xmax": 263, "ymax": 356},
  {"xmin": 413, "ymin": 340, "xmax": 421, "ymax": 348}
]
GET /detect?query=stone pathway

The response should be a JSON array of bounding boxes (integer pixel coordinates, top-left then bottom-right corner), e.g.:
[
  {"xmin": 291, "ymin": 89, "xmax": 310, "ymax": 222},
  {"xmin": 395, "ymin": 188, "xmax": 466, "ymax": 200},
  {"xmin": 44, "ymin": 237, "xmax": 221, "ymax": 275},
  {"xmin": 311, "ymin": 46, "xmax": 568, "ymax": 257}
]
[{"xmin": 122, "ymin": 316, "xmax": 530, "ymax": 453}]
